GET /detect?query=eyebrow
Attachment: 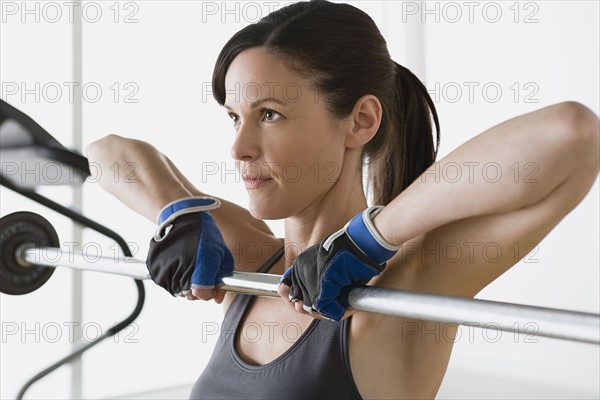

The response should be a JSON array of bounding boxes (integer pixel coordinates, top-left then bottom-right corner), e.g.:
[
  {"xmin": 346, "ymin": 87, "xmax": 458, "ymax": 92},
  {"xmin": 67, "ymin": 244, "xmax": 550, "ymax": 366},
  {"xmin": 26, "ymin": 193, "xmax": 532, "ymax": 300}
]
[{"xmin": 224, "ymin": 98, "xmax": 287, "ymax": 111}]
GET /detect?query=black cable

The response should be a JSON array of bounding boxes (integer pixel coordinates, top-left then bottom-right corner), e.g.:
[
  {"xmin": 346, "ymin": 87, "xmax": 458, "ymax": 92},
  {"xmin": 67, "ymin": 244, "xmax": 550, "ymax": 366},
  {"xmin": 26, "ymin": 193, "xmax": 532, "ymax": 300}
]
[
  {"xmin": 1, "ymin": 176, "xmax": 146, "ymax": 399},
  {"xmin": 1, "ymin": 176, "xmax": 131, "ymax": 253},
  {"xmin": 15, "ymin": 280, "xmax": 144, "ymax": 400}
]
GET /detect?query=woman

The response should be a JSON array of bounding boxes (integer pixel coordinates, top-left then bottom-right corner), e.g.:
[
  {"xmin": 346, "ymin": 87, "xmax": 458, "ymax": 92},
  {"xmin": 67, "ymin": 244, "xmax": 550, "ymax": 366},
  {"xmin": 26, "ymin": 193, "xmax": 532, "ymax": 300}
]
[{"xmin": 86, "ymin": 0, "xmax": 599, "ymax": 398}]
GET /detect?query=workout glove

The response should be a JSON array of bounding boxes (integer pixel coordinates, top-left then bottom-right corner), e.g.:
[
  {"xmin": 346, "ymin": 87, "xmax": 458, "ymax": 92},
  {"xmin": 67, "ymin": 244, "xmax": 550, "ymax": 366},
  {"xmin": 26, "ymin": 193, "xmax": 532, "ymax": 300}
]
[
  {"xmin": 146, "ymin": 196, "xmax": 234, "ymax": 296},
  {"xmin": 280, "ymin": 205, "xmax": 399, "ymax": 321}
]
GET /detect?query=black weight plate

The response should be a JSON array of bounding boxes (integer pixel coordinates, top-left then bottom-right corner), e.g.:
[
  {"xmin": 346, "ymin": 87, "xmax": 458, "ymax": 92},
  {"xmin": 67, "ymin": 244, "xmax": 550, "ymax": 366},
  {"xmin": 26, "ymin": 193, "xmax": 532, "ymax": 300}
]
[{"xmin": 0, "ymin": 212, "xmax": 60, "ymax": 295}]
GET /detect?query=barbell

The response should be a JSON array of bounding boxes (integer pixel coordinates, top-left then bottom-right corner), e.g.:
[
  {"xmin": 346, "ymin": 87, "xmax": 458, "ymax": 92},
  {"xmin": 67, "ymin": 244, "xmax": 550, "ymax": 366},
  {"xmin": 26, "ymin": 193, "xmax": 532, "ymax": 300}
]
[{"xmin": 1, "ymin": 211, "xmax": 599, "ymax": 345}]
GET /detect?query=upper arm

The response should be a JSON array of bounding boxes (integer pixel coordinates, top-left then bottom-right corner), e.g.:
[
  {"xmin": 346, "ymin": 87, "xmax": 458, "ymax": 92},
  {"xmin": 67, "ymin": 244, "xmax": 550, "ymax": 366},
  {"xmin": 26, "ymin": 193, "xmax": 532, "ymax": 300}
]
[
  {"xmin": 379, "ymin": 164, "xmax": 597, "ymax": 298},
  {"xmin": 214, "ymin": 205, "xmax": 284, "ymax": 313},
  {"xmin": 210, "ymin": 198, "xmax": 284, "ymax": 272}
]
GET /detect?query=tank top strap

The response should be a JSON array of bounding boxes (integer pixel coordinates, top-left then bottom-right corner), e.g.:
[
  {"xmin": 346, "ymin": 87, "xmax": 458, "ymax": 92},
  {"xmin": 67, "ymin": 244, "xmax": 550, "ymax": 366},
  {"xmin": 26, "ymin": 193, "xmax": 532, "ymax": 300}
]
[
  {"xmin": 256, "ymin": 244, "xmax": 285, "ymax": 273},
  {"xmin": 191, "ymin": 241, "xmax": 363, "ymax": 399},
  {"xmin": 223, "ymin": 244, "xmax": 285, "ymax": 320}
]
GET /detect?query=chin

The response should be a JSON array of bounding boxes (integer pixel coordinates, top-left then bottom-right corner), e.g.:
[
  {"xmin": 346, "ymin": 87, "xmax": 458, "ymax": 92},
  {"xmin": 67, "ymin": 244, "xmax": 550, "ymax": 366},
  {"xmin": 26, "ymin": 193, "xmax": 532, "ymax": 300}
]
[
  {"xmin": 249, "ymin": 207, "xmax": 283, "ymax": 221},
  {"xmin": 248, "ymin": 201, "xmax": 291, "ymax": 221}
]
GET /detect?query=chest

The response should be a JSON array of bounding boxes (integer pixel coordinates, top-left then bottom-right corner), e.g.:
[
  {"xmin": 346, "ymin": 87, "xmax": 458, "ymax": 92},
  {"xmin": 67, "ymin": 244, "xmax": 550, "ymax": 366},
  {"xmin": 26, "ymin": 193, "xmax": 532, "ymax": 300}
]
[{"xmin": 235, "ymin": 296, "xmax": 315, "ymax": 365}]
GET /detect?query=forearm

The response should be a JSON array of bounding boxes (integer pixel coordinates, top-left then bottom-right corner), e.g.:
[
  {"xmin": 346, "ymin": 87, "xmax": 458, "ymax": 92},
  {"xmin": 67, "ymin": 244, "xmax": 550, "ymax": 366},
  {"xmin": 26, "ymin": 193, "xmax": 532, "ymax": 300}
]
[
  {"xmin": 86, "ymin": 135, "xmax": 277, "ymax": 260},
  {"xmin": 85, "ymin": 135, "xmax": 192, "ymax": 222},
  {"xmin": 374, "ymin": 102, "xmax": 600, "ymax": 246}
]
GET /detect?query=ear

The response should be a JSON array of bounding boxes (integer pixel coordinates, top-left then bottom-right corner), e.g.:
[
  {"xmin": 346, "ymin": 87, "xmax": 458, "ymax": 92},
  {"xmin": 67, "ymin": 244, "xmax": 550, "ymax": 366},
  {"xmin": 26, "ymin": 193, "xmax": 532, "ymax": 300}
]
[{"xmin": 344, "ymin": 94, "xmax": 382, "ymax": 149}]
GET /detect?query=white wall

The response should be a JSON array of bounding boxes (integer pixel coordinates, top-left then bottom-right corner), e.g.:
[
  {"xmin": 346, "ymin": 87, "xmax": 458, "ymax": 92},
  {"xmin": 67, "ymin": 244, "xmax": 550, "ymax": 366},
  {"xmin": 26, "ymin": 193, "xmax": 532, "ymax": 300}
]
[
  {"xmin": 0, "ymin": 1, "xmax": 598, "ymax": 399},
  {"xmin": 1, "ymin": 2, "xmax": 79, "ymax": 397},
  {"xmin": 401, "ymin": 1, "xmax": 600, "ymax": 397}
]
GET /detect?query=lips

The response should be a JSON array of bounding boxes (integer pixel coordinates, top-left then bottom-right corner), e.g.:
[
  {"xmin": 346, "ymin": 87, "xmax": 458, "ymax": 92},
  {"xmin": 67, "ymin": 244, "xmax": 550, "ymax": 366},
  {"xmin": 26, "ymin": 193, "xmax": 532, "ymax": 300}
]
[
  {"xmin": 243, "ymin": 177, "xmax": 273, "ymax": 189},
  {"xmin": 242, "ymin": 176, "xmax": 273, "ymax": 180}
]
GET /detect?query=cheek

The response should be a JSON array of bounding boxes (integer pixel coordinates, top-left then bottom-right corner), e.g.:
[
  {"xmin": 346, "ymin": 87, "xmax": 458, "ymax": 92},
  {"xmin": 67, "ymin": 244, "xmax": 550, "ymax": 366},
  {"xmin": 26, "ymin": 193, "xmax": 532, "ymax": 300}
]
[
  {"xmin": 275, "ymin": 134, "xmax": 344, "ymax": 188},
  {"xmin": 306, "ymin": 128, "xmax": 345, "ymax": 180},
  {"xmin": 247, "ymin": 131, "xmax": 343, "ymax": 219}
]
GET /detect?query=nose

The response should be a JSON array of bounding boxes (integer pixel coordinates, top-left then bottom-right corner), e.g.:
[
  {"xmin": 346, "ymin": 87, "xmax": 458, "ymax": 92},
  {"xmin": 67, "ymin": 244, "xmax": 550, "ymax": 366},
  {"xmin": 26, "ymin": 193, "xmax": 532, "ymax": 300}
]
[{"xmin": 230, "ymin": 122, "xmax": 261, "ymax": 162}]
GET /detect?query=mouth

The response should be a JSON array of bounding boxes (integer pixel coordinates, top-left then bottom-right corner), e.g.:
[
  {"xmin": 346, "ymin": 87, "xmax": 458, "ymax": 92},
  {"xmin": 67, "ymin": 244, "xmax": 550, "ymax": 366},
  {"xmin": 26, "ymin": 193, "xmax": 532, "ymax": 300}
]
[{"xmin": 243, "ymin": 178, "xmax": 273, "ymax": 190}]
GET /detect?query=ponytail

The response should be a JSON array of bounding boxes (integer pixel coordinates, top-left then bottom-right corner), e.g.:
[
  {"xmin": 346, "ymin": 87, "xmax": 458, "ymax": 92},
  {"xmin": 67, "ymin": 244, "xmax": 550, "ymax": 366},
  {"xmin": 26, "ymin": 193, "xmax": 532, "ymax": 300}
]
[{"xmin": 367, "ymin": 63, "xmax": 440, "ymax": 206}]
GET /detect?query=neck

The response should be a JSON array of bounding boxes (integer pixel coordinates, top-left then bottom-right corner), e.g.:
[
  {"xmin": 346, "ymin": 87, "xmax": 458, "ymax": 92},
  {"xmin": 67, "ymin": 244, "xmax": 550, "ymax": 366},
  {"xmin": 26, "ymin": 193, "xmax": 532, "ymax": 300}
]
[{"xmin": 282, "ymin": 166, "xmax": 368, "ymax": 268}]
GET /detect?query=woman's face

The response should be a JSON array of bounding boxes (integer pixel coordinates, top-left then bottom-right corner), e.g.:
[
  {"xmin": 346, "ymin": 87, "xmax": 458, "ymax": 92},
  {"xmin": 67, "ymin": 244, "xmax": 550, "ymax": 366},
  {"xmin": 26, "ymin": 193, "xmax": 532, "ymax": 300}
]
[{"xmin": 225, "ymin": 47, "xmax": 348, "ymax": 220}]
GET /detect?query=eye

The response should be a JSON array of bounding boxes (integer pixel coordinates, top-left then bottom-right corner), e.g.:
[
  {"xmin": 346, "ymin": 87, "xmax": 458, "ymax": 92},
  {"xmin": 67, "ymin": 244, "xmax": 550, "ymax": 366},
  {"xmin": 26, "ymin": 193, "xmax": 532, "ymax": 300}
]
[
  {"xmin": 228, "ymin": 112, "xmax": 239, "ymax": 125},
  {"xmin": 262, "ymin": 108, "xmax": 283, "ymax": 122}
]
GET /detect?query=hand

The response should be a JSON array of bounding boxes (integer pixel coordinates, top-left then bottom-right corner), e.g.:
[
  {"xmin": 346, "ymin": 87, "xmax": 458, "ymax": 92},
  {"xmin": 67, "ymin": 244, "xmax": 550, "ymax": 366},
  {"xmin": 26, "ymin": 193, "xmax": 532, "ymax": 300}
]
[
  {"xmin": 146, "ymin": 197, "xmax": 234, "ymax": 303},
  {"xmin": 278, "ymin": 205, "xmax": 399, "ymax": 321}
]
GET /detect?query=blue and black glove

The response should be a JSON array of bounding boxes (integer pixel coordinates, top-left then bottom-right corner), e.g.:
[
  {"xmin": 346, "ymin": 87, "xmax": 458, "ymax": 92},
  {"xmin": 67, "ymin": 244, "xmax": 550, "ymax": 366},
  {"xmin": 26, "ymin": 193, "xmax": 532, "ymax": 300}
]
[
  {"xmin": 280, "ymin": 205, "xmax": 399, "ymax": 321},
  {"xmin": 146, "ymin": 196, "xmax": 234, "ymax": 296}
]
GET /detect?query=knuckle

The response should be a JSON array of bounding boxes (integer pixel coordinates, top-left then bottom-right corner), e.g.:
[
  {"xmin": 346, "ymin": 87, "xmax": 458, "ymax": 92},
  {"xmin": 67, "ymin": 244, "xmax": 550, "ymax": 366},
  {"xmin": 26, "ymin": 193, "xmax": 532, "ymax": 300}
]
[{"xmin": 277, "ymin": 284, "xmax": 288, "ymax": 296}]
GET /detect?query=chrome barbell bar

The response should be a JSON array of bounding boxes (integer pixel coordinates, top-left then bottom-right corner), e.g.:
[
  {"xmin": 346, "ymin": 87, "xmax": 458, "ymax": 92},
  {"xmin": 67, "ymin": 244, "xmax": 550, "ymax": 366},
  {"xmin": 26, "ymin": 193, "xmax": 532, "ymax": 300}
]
[{"xmin": 20, "ymin": 246, "xmax": 600, "ymax": 345}]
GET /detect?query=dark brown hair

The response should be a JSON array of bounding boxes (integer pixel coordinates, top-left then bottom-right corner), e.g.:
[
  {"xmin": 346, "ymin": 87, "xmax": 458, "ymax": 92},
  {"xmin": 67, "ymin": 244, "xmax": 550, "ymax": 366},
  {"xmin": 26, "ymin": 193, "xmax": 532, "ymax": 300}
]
[{"xmin": 212, "ymin": 0, "xmax": 440, "ymax": 205}]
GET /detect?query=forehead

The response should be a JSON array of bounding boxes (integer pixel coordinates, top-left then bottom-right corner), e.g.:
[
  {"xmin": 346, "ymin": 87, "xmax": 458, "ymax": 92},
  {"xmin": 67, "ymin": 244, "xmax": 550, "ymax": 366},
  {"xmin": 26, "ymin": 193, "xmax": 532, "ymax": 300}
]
[{"xmin": 224, "ymin": 47, "xmax": 312, "ymax": 107}]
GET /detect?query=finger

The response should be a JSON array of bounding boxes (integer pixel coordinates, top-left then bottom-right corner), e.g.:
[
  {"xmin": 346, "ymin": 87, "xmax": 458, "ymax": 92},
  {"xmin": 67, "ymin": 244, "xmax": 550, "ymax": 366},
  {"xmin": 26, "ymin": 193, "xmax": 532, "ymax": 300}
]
[
  {"xmin": 329, "ymin": 309, "xmax": 353, "ymax": 321},
  {"xmin": 308, "ymin": 310, "xmax": 330, "ymax": 320},
  {"xmin": 185, "ymin": 292, "xmax": 197, "ymax": 301},
  {"xmin": 304, "ymin": 303, "xmax": 332, "ymax": 320},
  {"xmin": 191, "ymin": 287, "xmax": 216, "ymax": 301},
  {"xmin": 340, "ymin": 309, "xmax": 356, "ymax": 320},
  {"xmin": 277, "ymin": 282, "xmax": 291, "ymax": 303},
  {"xmin": 305, "ymin": 305, "xmax": 327, "ymax": 320},
  {"xmin": 278, "ymin": 283, "xmax": 305, "ymax": 314},
  {"xmin": 315, "ymin": 300, "xmax": 346, "ymax": 321},
  {"xmin": 286, "ymin": 297, "xmax": 298, "ymax": 313},
  {"xmin": 213, "ymin": 289, "xmax": 226, "ymax": 304},
  {"xmin": 294, "ymin": 300, "xmax": 310, "ymax": 315}
]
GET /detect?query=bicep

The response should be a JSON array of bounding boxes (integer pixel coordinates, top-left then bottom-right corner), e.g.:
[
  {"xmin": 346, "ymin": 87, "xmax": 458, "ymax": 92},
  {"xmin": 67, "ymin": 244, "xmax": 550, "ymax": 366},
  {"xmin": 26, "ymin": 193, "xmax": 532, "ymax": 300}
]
[{"xmin": 216, "ymin": 209, "xmax": 283, "ymax": 312}]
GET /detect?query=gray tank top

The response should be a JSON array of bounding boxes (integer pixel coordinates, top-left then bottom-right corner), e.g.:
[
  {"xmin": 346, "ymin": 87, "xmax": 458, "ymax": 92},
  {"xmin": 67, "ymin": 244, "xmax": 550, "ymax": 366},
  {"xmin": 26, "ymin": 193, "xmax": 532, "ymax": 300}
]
[{"xmin": 189, "ymin": 246, "xmax": 363, "ymax": 399}]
